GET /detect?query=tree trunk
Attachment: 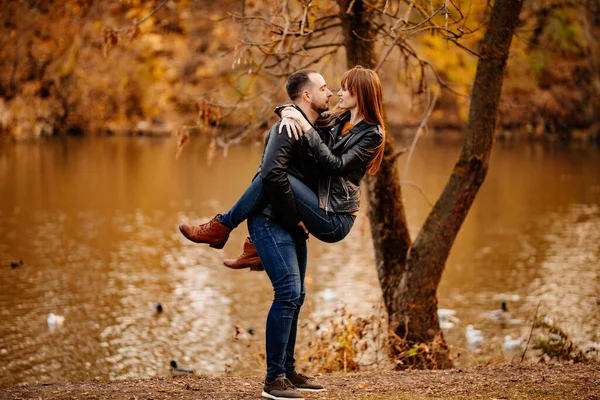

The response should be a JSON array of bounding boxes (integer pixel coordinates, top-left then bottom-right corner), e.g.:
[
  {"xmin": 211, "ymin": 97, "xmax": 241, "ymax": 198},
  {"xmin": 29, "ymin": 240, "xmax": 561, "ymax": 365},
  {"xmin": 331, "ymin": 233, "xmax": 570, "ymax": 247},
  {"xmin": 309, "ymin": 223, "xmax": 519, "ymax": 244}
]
[
  {"xmin": 336, "ymin": 0, "xmax": 414, "ymax": 346},
  {"xmin": 339, "ymin": 0, "xmax": 524, "ymax": 368}
]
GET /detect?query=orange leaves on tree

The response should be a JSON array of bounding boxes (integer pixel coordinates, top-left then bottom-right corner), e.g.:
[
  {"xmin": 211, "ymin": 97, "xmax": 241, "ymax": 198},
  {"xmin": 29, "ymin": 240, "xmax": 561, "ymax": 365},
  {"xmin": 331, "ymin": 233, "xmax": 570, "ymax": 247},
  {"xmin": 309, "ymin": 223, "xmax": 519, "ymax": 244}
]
[
  {"xmin": 102, "ymin": 25, "xmax": 141, "ymax": 58},
  {"xmin": 123, "ymin": 25, "xmax": 141, "ymax": 43},
  {"xmin": 174, "ymin": 128, "xmax": 190, "ymax": 160},
  {"xmin": 197, "ymin": 100, "xmax": 222, "ymax": 127},
  {"xmin": 102, "ymin": 28, "xmax": 119, "ymax": 58}
]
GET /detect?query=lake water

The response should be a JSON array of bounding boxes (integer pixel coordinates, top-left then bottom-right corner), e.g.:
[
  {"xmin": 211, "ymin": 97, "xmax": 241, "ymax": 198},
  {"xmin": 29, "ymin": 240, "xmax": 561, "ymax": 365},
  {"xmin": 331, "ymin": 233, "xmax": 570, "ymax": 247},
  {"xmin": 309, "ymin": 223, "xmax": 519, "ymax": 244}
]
[{"xmin": 1, "ymin": 136, "xmax": 598, "ymax": 386}]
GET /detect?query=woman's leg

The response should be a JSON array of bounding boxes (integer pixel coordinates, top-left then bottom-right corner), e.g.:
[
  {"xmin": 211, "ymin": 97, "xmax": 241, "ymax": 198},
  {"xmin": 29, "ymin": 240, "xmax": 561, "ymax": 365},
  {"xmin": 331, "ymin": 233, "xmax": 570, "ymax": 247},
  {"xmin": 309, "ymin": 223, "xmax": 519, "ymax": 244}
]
[
  {"xmin": 218, "ymin": 176, "xmax": 267, "ymax": 229},
  {"xmin": 287, "ymin": 175, "xmax": 355, "ymax": 243},
  {"xmin": 218, "ymin": 174, "xmax": 355, "ymax": 243},
  {"xmin": 179, "ymin": 175, "xmax": 268, "ymax": 248}
]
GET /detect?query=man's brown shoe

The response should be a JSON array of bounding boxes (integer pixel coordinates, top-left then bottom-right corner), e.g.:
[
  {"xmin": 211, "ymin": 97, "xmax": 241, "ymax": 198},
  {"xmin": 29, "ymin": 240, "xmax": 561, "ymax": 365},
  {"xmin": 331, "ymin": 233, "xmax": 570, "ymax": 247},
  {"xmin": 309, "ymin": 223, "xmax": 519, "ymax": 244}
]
[
  {"xmin": 287, "ymin": 373, "xmax": 325, "ymax": 392},
  {"xmin": 262, "ymin": 377, "xmax": 303, "ymax": 399},
  {"xmin": 178, "ymin": 216, "xmax": 231, "ymax": 249},
  {"xmin": 223, "ymin": 237, "xmax": 264, "ymax": 271}
]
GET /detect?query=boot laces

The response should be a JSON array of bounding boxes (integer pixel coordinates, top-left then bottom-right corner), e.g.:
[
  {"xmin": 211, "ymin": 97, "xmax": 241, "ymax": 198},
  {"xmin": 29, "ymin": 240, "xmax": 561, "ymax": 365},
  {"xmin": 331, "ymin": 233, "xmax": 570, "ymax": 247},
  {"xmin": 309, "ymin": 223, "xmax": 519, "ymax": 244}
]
[{"xmin": 197, "ymin": 218, "xmax": 217, "ymax": 233}]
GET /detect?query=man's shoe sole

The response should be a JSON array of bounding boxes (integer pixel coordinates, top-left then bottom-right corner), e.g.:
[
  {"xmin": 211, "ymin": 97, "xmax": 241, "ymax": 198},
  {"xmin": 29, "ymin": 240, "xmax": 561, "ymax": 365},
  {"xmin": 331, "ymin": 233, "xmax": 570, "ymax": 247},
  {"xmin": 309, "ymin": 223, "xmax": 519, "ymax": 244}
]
[
  {"xmin": 261, "ymin": 391, "xmax": 304, "ymax": 400},
  {"xmin": 296, "ymin": 388, "xmax": 326, "ymax": 392}
]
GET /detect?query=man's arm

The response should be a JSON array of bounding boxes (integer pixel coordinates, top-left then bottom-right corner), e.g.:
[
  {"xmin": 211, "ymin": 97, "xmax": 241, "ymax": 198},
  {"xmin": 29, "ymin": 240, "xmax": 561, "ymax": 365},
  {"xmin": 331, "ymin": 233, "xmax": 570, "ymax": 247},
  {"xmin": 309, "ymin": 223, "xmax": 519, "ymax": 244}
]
[{"xmin": 260, "ymin": 121, "xmax": 301, "ymax": 227}]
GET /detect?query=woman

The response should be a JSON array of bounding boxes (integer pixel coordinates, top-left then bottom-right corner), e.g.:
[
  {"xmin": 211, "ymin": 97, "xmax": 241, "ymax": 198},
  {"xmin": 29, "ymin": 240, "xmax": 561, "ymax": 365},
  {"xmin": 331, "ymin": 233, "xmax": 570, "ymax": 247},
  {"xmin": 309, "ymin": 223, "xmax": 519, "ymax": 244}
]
[{"xmin": 179, "ymin": 66, "xmax": 385, "ymax": 270}]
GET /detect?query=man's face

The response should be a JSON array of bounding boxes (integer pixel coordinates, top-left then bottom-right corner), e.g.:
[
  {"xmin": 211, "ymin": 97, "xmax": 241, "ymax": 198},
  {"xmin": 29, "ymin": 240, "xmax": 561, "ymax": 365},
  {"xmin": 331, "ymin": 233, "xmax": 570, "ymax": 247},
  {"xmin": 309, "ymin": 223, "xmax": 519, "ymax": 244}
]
[{"xmin": 307, "ymin": 73, "xmax": 332, "ymax": 113}]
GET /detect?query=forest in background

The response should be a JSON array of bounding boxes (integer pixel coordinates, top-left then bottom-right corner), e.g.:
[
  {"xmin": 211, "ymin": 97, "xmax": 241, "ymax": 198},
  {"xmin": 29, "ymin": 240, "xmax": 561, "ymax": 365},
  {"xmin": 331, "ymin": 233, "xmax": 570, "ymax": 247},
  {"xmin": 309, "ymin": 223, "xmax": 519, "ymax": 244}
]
[{"xmin": 0, "ymin": 0, "xmax": 598, "ymax": 142}]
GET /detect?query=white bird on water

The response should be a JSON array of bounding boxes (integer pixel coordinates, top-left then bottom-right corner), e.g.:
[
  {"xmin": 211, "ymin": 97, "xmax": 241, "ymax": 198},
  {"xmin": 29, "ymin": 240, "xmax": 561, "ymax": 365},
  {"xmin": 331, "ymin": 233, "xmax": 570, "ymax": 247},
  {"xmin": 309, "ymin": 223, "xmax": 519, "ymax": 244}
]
[
  {"xmin": 321, "ymin": 288, "xmax": 338, "ymax": 302},
  {"xmin": 437, "ymin": 309, "xmax": 459, "ymax": 329},
  {"xmin": 465, "ymin": 325, "xmax": 485, "ymax": 347},
  {"xmin": 503, "ymin": 335, "xmax": 525, "ymax": 351},
  {"xmin": 47, "ymin": 313, "xmax": 65, "ymax": 329}
]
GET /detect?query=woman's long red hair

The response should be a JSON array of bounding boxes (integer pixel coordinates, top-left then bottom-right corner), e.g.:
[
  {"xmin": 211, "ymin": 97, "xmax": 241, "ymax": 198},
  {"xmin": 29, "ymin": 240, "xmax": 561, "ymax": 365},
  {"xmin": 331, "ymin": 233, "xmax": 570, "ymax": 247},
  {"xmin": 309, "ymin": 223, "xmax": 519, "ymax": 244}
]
[{"xmin": 334, "ymin": 66, "xmax": 386, "ymax": 175}]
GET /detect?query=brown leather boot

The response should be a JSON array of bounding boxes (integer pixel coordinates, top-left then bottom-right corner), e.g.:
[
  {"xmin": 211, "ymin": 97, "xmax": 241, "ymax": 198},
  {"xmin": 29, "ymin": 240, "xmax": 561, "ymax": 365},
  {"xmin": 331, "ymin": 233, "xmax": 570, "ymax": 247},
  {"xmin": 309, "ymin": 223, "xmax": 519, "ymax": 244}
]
[
  {"xmin": 178, "ymin": 216, "xmax": 231, "ymax": 249},
  {"xmin": 223, "ymin": 238, "xmax": 264, "ymax": 271}
]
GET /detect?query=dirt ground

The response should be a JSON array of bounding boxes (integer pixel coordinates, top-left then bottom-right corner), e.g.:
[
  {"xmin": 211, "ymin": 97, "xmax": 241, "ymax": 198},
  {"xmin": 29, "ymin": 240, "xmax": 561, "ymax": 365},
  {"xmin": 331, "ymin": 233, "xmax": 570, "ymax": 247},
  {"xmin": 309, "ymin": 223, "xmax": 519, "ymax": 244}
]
[{"xmin": 1, "ymin": 363, "xmax": 598, "ymax": 400}]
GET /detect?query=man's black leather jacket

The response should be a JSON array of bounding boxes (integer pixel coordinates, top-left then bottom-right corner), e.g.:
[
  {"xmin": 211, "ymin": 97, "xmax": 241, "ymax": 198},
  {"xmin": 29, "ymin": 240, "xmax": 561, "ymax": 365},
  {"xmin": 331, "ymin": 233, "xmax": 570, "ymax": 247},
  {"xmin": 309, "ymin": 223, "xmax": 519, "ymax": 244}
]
[
  {"xmin": 305, "ymin": 111, "xmax": 383, "ymax": 213},
  {"xmin": 256, "ymin": 118, "xmax": 319, "ymax": 227}
]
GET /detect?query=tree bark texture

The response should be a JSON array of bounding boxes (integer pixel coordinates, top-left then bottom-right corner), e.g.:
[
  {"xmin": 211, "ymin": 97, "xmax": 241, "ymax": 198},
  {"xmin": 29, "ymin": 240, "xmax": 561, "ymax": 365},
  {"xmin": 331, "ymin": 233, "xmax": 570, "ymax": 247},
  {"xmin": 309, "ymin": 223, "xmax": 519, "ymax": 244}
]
[
  {"xmin": 338, "ymin": 0, "xmax": 523, "ymax": 368},
  {"xmin": 395, "ymin": 0, "xmax": 524, "ymax": 365}
]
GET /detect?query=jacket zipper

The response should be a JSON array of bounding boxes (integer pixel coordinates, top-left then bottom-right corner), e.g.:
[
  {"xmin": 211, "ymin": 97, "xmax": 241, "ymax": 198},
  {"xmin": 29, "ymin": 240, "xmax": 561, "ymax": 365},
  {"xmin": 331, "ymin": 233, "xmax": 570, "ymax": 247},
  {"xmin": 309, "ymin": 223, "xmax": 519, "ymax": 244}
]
[
  {"xmin": 341, "ymin": 177, "xmax": 350, "ymax": 200},
  {"xmin": 324, "ymin": 126, "xmax": 336, "ymax": 214},
  {"xmin": 325, "ymin": 176, "xmax": 331, "ymax": 213}
]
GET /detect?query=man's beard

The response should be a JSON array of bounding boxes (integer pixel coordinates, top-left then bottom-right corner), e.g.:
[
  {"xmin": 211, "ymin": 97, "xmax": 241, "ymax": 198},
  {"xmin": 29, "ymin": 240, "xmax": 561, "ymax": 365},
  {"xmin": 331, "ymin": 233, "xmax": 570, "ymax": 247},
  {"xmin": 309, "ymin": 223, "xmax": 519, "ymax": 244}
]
[{"xmin": 311, "ymin": 100, "xmax": 329, "ymax": 114}]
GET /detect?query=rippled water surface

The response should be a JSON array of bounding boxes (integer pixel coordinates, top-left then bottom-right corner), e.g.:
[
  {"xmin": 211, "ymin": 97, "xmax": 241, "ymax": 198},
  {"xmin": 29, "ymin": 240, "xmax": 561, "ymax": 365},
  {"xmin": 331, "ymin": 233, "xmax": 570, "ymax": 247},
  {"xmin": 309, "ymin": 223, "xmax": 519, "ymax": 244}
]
[{"xmin": 1, "ymin": 136, "xmax": 599, "ymax": 385}]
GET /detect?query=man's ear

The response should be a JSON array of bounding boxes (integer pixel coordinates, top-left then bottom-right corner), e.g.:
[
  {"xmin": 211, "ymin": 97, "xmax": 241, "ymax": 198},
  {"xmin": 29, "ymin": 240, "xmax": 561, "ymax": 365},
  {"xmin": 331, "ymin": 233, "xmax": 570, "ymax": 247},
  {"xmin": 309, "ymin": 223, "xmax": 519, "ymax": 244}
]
[{"xmin": 301, "ymin": 89, "xmax": 311, "ymax": 103}]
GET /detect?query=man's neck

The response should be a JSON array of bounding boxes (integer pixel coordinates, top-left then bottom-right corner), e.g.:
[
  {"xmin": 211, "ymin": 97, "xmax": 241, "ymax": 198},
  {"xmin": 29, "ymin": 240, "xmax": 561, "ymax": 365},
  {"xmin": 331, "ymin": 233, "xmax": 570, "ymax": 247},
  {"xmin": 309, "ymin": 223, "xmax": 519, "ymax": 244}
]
[{"xmin": 295, "ymin": 103, "xmax": 319, "ymax": 124}]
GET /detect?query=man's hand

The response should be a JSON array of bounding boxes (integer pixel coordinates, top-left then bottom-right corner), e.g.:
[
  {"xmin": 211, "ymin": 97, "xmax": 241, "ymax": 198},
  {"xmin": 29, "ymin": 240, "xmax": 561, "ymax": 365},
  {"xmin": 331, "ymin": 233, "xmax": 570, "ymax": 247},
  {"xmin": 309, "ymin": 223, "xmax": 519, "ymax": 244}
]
[
  {"xmin": 279, "ymin": 118, "xmax": 303, "ymax": 140},
  {"xmin": 297, "ymin": 221, "xmax": 309, "ymax": 236}
]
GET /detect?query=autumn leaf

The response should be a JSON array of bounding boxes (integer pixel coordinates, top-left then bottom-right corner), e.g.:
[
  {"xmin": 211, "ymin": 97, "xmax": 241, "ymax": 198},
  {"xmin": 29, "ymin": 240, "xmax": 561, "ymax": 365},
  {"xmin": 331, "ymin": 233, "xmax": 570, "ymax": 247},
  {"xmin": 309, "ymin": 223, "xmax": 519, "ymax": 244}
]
[
  {"xmin": 102, "ymin": 27, "xmax": 119, "ymax": 58},
  {"xmin": 123, "ymin": 25, "xmax": 141, "ymax": 43},
  {"xmin": 197, "ymin": 100, "xmax": 222, "ymax": 127},
  {"xmin": 175, "ymin": 129, "xmax": 190, "ymax": 159}
]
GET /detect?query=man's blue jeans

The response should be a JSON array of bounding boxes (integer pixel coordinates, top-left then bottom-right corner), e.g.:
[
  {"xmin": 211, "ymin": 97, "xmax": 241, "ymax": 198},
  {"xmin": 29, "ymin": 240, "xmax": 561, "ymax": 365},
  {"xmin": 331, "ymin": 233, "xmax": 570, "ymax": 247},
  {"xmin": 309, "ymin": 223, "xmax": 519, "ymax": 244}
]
[
  {"xmin": 219, "ymin": 175, "xmax": 355, "ymax": 243},
  {"xmin": 247, "ymin": 215, "xmax": 307, "ymax": 381}
]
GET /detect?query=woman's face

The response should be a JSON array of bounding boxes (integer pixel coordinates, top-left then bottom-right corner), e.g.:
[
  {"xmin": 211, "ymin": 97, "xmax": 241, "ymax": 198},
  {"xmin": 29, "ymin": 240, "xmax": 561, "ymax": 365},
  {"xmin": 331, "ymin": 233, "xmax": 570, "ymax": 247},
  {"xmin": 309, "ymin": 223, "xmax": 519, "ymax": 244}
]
[{"xmin": 338, "ymin": 86, "xmax": 357, "ymax": 110}]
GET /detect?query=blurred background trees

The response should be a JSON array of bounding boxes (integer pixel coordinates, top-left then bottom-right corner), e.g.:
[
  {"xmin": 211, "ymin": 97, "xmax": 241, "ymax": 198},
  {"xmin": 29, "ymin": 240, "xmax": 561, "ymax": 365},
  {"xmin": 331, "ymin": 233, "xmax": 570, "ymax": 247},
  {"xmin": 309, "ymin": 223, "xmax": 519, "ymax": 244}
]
[{"xmin": 0, "ymin": 0, "xmax": 598, "ymax": 142}]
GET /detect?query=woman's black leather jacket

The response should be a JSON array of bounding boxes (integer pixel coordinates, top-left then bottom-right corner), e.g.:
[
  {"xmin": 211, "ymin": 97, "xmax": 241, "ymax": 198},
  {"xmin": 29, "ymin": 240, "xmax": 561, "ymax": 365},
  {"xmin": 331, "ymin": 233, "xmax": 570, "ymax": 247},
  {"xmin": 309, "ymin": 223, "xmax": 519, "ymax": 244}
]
[{"xmin": 307, "ymin": 111, "xmax": 383, "ymax": 213}]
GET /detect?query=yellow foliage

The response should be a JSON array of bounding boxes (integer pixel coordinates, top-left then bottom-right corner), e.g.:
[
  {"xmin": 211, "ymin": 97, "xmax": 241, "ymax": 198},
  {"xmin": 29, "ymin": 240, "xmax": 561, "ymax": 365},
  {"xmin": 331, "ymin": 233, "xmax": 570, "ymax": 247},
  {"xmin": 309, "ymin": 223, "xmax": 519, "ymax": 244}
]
[{"xmin": 1, "ymin": 0, "xmax": 596, "ymax": 139}]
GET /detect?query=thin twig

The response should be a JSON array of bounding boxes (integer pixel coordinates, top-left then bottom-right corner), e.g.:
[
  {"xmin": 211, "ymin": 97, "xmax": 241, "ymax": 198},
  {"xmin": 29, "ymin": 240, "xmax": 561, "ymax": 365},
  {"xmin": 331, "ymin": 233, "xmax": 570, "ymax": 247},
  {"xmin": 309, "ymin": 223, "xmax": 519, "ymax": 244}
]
[
  {"xmin": 375, "ymin": 35, "xmax": 402, "ymax": 72},
  {"xmin": 521, "ymin": 300, "xmax": 542, "ymax": 362},
  {"xmin": 390, "ymin": 147, "xmax": 408, "ymax": 162},
  {"xmin": 401, "ymin": 181, "xmax": 434, "ymax": 206},
  {"xmin": 112, "ymin": 0, "xmax": 169, "ymax": 33},
  {"xmin": 402, "ymin": 90, "xmax": 438, "ymax": 182}
]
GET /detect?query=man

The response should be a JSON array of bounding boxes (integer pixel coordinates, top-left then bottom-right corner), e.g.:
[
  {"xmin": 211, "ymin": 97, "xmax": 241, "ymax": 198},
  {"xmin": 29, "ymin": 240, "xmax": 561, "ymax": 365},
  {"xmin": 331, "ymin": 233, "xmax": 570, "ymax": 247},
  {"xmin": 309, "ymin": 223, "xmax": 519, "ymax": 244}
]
[
  {"xmin": 180, "ymin": 70, "xmax": 332, "ymax": 399},
  {"xmin": 250, "ymin": 70, "xmax": 331, "ymax": 400}
]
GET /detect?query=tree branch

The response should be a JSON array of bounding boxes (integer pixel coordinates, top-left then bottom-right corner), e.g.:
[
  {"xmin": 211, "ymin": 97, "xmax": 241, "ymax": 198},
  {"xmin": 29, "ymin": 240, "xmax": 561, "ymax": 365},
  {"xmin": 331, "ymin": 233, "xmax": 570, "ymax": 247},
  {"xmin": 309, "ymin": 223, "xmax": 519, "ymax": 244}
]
[
  {"xmin": 112, "ymin": 0, "xmax": 169, "ymax": 33},
  {"xmin": 402, "ymin": 89, "xmax": 438, "ymax": 182}
]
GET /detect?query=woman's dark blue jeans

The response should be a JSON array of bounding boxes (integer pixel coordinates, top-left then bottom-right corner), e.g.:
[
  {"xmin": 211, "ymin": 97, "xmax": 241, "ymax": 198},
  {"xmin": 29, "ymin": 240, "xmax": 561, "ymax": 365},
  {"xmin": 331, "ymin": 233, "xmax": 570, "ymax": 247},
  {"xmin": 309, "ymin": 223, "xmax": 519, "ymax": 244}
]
[
  {"xmin": 247, "ymin": 215, "xmax": 307, "ymax": 381},
  {"xmin": 218, "ymin": 175, "xmax": 355, "ymax": 243}
]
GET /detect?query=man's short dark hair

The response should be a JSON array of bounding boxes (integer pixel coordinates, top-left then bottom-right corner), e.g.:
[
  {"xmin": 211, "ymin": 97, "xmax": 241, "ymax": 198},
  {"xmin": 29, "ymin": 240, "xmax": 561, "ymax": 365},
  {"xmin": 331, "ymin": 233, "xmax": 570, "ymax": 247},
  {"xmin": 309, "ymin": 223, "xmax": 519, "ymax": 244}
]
[{"xmin": 286, "ymin": 69, "xmax": 317, "ymax": 101}]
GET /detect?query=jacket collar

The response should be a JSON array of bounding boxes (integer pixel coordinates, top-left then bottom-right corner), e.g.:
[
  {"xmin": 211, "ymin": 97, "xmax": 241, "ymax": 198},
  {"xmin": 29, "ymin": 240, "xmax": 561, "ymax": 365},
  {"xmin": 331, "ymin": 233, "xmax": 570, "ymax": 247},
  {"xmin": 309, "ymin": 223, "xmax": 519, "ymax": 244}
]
[{"xmin": 332, "ymin": 114, "xmax": 372, "ymax": 151}]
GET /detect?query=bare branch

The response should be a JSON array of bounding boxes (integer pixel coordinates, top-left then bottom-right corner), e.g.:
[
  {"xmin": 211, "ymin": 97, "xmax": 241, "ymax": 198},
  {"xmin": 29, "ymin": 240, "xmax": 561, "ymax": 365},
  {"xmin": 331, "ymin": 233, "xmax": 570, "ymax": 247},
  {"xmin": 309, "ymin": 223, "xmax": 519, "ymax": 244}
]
[
  {"xmin": 396, "ymin": 5, "xmax": 445, "ymax": 32},
  {"xmin": 402, "ymin": 89, "xmax": 438, "ymax": 182},
  {"xmin": 390, "ymin": 147, "xmax": 408, "ymax": 162},
  {"xmin": 401, "ymin": 181, "xmax": 434, "ymax": 206},
  {"xmin": 112, "ymin": 0, "xmax": 169, "ymax": 33}
]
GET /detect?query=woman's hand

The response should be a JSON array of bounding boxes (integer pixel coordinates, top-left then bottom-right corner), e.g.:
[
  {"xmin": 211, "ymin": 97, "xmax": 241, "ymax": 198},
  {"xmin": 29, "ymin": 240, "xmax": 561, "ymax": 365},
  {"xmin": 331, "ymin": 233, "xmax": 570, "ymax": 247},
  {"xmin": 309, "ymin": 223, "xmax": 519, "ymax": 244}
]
[
  {"xmin": 278, "ymin": 107, "xmax": 312, "ymax": 139},
  {"xmin": 279, "ymin": 117, "xmax": 303, "ymax": 140}
]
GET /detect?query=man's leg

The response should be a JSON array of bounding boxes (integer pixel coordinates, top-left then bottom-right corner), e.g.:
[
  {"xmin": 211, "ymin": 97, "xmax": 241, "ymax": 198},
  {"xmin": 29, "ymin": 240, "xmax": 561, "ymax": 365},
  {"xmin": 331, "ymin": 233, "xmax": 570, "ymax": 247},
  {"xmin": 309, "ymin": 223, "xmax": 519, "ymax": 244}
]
[
  {"xmin": 282, "ymin": 234, "xmax": 325, "ymax": 392},
  {"xmin": 284, "ymin": 232, "xmax": 306, "ymax": 377},
  {"xmin": 248, "ymin": 215, "xmax": 304, "ymax": 399}
]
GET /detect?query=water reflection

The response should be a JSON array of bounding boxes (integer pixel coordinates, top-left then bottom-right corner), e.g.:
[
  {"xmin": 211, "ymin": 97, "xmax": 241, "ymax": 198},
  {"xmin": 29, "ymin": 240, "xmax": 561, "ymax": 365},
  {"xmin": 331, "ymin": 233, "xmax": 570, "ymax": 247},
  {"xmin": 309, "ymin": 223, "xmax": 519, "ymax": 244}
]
[{"xmin": 0, "ymin": 137, "xmax": 598, "ymax": 385}]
